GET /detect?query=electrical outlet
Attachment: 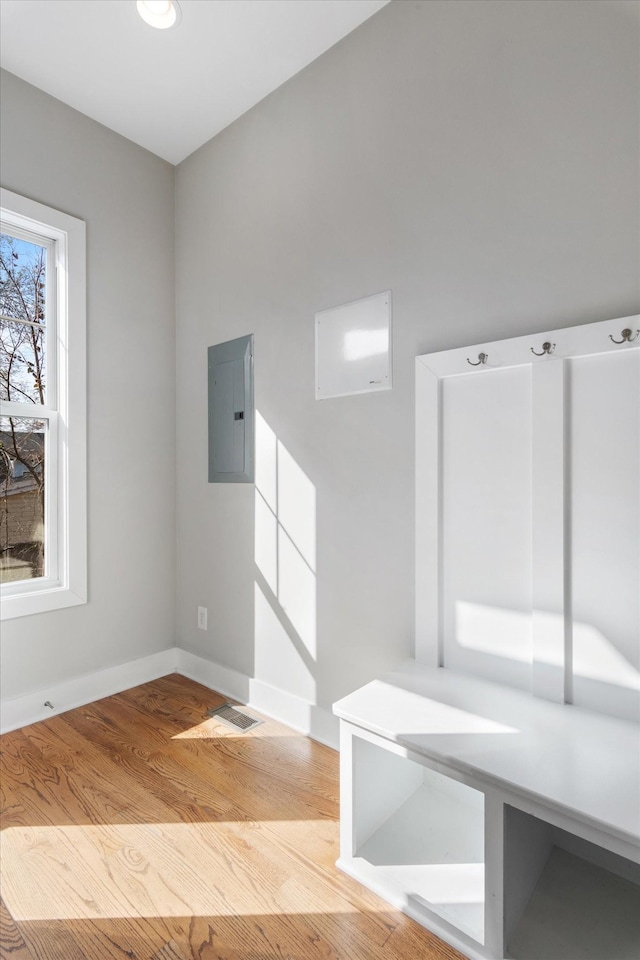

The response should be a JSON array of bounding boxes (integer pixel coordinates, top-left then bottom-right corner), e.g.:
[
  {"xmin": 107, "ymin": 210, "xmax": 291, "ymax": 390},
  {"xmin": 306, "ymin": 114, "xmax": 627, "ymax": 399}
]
[{"xmin": 197, "ymin": 606, "xmax": 208, "ymax": 630}]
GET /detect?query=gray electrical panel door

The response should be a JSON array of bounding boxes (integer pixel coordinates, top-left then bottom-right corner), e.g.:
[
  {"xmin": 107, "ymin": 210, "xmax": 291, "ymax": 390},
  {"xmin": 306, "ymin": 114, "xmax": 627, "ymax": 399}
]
[{"xmin": 208, "ymin": 334, "xmax": 254, "ymax": 483}]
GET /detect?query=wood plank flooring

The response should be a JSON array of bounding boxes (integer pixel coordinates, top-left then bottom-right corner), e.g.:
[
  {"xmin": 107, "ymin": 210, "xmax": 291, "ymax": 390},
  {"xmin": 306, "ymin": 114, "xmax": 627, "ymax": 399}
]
[{"xmin": 0, "ymin": 674, "xmax": 466, "ymax": 960}]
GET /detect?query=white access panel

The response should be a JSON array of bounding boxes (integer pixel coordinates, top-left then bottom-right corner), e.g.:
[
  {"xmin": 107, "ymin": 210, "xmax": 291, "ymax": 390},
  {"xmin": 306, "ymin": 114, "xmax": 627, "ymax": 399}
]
[
  {"xmin": 416, "ymin": 315, "xmax": 640, "ymax": 721},
  {"xmin": 315, "ymin": 290, "xmax": 392, "ymax": 399}
]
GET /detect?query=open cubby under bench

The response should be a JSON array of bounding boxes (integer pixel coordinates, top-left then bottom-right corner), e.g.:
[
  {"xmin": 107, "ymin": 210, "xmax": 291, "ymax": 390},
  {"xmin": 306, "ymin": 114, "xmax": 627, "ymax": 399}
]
[{"xmin": 333, "ymin": 659, "xmax": 640, "ymax": 960}]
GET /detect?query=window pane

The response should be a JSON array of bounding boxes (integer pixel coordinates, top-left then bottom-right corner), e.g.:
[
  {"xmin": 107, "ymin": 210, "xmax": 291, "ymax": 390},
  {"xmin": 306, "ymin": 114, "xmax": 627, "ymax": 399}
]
[
  {"xmin": 0, "ymin": 417, "xmax": 46, "ymax": 582},
  {"xmin": 0, "ymin": 233, "xmax": 47, "ymax": 404}
]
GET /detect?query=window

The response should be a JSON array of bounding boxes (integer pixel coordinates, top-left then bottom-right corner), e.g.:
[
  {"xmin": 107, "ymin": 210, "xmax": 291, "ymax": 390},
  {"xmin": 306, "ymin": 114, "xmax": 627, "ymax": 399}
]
[{"xmin": 0, "ymin": 189, "xmax": 86, "ymax": 619}]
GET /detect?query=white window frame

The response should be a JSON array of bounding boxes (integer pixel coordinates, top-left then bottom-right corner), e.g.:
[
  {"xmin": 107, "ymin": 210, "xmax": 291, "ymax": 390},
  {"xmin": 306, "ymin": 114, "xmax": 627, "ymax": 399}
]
[{"xmin": 0, "ymin": 188, "xmax": 86, "ymax": 619}]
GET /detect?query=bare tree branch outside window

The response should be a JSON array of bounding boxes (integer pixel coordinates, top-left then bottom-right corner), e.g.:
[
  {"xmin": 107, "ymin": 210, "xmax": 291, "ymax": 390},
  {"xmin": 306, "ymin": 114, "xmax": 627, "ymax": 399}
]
[{"xmin": 0, "ymin": 232, "xmax": 47, "ymax": 581}]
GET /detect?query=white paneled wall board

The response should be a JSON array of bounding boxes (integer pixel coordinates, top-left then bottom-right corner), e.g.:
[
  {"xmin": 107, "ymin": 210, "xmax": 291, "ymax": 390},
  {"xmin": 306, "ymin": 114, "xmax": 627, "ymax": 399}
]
[
  {"xmin": 334, "ymin": 314, "xmax": 640, "ymax": 960},
  {"xmin": 415, "ymin": 314, "xmax": 640, "ymax": 722},
  {"xmin": 570, "ymin": 348, "xmax": 640, "ymax": 719},
  {"xmin": 440, "ymin": 365, "xmax": 533, "ymax": 692}
]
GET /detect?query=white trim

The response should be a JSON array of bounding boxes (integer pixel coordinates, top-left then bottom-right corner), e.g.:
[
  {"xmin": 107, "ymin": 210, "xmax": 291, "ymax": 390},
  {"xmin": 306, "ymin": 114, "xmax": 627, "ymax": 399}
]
[
  {"xmin": 416, "ymin": 315, "xmax": 640, "ymax": 381},
  {"xmin": 0, "ymin": 400, "xmax": 58, "ymax": 418},
  {"xmin": 175, "ymin": 649, "xmax": 250, "ymax": 704},
  {"xmin": 0, "ymin": 314, "xmax": 45, "ymax": 331},
  {"xmin": 414, "ymin": 357, "xmax": 441, "ymax": 666},
  {"xmin": 0, "ymin": 648, "xmax": 177, "ymax": 734},
  {"xmin": 415, "ymin": 314, "xmax": 640, "ymax": 700},
  {"xmin": 335, "ymin": 853, "xmax": 485, "ymax": 960},
  {"xmin": 0, "ymin": 188, "xmax": 86, "ymax": 619},
  {"xmin": 249, "ymin": 676, "xmax": 339, "ymax": 749},
  {"xmin": 0, "ymin": 646, "xmax": 340, "ymax": 749},
  {"xmin": 176, "ymin": 649, "xmax": 339, "ymax": 749},
  {"xmin": 531, "ymin": 359, "xmax": 568, "ymax": 704}
]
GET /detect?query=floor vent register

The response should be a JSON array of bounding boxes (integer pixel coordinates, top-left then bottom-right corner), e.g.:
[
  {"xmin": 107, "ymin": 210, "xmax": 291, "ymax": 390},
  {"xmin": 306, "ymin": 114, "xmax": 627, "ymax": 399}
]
[{"xmin": 206, "ymin": 703, "xmax": 263, "ymax": 732}]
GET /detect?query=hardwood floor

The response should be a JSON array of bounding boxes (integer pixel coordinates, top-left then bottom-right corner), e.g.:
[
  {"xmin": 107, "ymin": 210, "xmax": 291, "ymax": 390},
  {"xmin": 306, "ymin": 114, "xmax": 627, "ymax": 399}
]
[{"xmin": 0, "ymin": 674, "xmax": 466, "ymax": 960}]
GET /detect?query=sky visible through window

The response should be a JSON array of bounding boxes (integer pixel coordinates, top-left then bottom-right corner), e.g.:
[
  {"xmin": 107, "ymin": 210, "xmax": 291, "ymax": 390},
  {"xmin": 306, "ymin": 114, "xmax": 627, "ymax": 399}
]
[
  {"xmin": 0, "ymin": 232, "xmax": 47, "ymax": 583},
  {"xmin": 0, "ymin": 233, "xmax": 47, "ymax": 405}
]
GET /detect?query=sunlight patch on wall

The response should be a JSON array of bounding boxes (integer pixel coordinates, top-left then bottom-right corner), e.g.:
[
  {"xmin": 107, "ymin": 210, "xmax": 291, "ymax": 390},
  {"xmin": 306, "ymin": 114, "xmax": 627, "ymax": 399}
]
[
  {"xmin": 254, "ymin": 411, "xmax": 317, "ymax": 658},
  {"xmin": 456, "ymin": 602, "xmax": 534, "ymax": 665},
  {"xmin": 255, "ymin": 486, "xmax": 278, "ymax": 596},
  {"xmin": 456, "ymin": 601, "xmax": 640, "ymax": 690},
  {"xmin": 277, "ymin": 525, "xmax": 316, "ymax": 657},
  {"xmin": 254, "ymin": 581, "xmax": 316, "ymax": 701},
  {"xmin": 573, "ymin": 621, "xmax": 640, "ymax": 690},
  {"xmin": 255, "ymin": 410, "xmax": 277, "ymax": 513},
  {"xmin": 277, "ymin": 440, "xmax": 316, "ymax": 572}
]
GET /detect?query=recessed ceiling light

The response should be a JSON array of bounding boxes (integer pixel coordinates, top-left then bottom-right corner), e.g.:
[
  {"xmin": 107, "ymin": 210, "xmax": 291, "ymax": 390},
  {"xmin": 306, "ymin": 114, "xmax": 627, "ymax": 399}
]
[{"xmin": 136, "ymin": 0, "xmax": 181, "ymax": 30}]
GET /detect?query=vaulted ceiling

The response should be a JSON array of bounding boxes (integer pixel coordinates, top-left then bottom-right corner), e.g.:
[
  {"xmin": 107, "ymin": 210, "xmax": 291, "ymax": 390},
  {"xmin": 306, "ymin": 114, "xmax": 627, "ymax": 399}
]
[{"xmin": 0, "ymin": 0, "xmax": 389, "ymax": 164}]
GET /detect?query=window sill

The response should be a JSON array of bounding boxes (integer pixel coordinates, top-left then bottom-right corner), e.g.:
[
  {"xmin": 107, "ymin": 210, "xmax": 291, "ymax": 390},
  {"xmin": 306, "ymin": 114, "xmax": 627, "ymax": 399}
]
[{"xmin": 0, "ymin": 581, "xmax": 86, "ymax": 620}]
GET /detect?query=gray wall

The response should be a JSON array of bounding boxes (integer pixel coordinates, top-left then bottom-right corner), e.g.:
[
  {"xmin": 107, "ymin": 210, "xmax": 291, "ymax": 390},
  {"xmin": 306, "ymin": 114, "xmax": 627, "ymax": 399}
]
[
  {"xmin": 175, "ymin": 0, "xmax": 639, "ymax": 719},
  {"xmin": 2, "ymin": 0, "xmax": 637, "ymax": 724},
  {"xmin": 0, "ymin": 71, "xmax": 176, "ymax": 699}
]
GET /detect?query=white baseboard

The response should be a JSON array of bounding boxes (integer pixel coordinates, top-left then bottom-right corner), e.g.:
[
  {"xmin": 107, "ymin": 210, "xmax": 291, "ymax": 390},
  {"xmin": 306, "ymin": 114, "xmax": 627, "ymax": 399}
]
[
  {"xmin": 176, "ymin": 649, "xmax": 250, "ymax": 704},
  {"xmin": 0, "ymin": 646, "xmax": 340, "ymax": 751},
  {"xmin": 176, "ymin": 649, "xmax": 338, "ymax": 750},
  {"xmin": 0, "ymin": 647, "xmax": 178, "ymax": 735},
  {"xmin": 249, "ymin": 676, "xmax": 339, "ymax": 750}
]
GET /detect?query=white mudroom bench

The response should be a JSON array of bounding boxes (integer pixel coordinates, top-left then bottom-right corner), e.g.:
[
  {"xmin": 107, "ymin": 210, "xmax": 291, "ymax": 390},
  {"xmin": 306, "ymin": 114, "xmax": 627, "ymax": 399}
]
[{"xmin": 334, "ymin": 658, "xmax": 640, "ymax": 960}]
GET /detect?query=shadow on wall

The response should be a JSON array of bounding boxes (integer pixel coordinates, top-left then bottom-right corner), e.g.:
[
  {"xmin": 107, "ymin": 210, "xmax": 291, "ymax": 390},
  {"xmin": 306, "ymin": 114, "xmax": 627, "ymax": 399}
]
[{"xmin": 254, "ymin": 411, "xmax": 317, "ymax": 706}]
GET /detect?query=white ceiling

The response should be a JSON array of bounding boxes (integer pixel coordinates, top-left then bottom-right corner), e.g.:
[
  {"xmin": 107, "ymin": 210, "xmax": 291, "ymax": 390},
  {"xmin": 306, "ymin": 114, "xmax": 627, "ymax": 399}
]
[{"xmin": 0, "ymin": 0, "xmax": 389, "ymax": 165}]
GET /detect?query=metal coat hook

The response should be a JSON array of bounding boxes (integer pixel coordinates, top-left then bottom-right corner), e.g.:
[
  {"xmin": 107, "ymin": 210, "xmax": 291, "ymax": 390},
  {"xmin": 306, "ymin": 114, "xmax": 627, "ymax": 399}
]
[
  {"xmin": 467, "ymin": 352, "xmax": 488, "ymax": 366},
  {"xmin": 609, "ymin": 328, "xmax": 639, "ymax": 344},
  {"xmin": 531, "ymin": 341, "xmax": 555, "ymax": 356}
]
